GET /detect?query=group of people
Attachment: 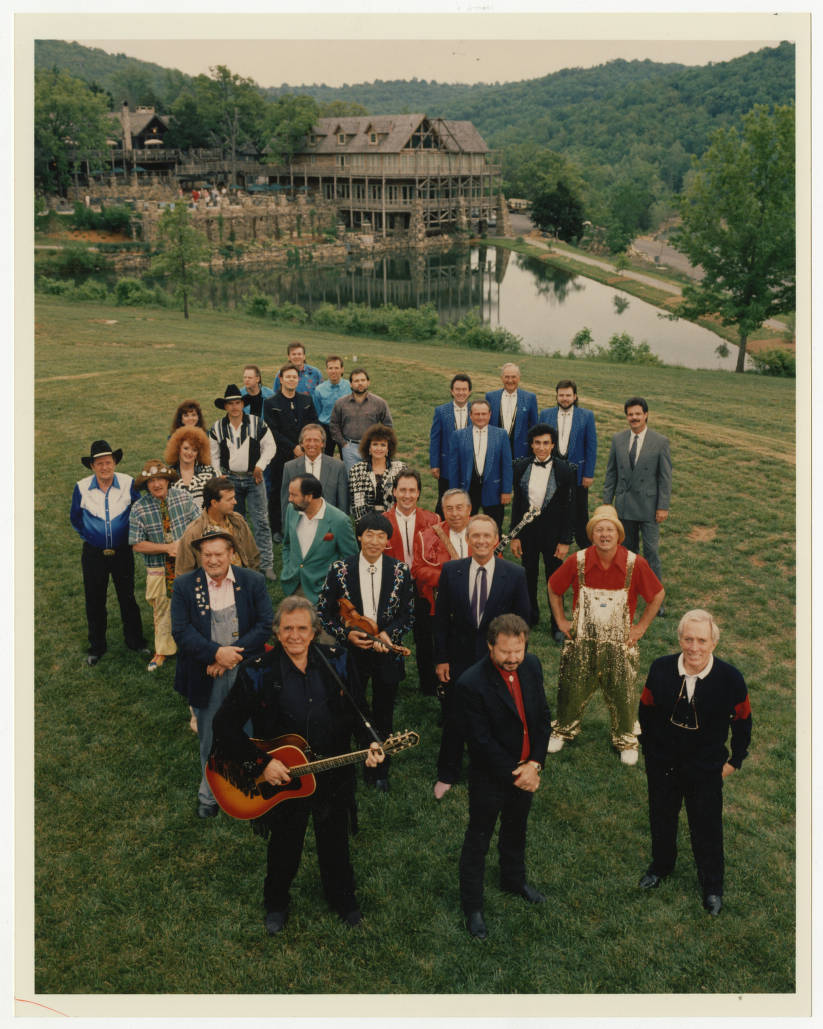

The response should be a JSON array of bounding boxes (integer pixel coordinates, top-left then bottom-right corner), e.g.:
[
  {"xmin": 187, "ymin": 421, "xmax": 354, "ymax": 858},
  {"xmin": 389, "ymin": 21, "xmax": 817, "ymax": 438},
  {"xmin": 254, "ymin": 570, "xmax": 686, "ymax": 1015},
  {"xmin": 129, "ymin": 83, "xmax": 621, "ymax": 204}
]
[{"xmin": 69, "ymin": 348, "xmax": 751, "ymax": 940}]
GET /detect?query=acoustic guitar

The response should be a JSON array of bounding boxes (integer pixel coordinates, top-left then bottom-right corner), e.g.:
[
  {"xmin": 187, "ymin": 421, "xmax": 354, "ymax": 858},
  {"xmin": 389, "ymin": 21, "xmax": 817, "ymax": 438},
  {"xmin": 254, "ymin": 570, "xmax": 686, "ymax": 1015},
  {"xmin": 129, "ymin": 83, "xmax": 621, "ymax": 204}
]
[{"xmin": 205, "ymin": 730, "xmax": 420, "ymax": 819}]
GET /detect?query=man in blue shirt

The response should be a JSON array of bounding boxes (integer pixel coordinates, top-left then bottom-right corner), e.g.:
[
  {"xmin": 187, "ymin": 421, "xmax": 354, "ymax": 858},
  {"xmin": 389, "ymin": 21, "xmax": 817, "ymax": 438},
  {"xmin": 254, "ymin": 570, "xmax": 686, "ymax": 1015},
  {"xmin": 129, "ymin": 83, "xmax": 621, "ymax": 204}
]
[
  {"xmin": 272, "ymin": 342, "xmax": 323, "ymax": 396},
  {"xmin": 70, "ymin": 440, "xmax": 147, "ymax": 666},
  {"xmin": 313, "ymin": 355, "xmax": 352, "ymax": 456}
]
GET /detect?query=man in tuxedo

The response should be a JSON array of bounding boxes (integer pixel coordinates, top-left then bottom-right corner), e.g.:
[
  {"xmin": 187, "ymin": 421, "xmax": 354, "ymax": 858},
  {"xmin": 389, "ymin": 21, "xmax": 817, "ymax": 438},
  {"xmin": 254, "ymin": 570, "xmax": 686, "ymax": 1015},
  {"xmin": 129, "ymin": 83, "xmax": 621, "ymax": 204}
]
[
  {"xmin": 509, "ymin": 424, "xmax": 576, "ymax": 640},
  {"xmin": 538, "ymin": 379, "xmax": 597, "ymax": 548},
  {"xmin": 317, "ymin": 513, "xmax": 414, "ymax": 791},
  {"xmin": 429, "ymin": 373, "xmax": 472, "ymax": 516},
  {"xmin": 485, "ymin": 363, "xmax": 538, "ymax": 459},
  {"xmin": 457, "ymin": 613, "xmax": 550, "ymax": 940},
  {"xmin": 263, "ymin": 363, "xmax": 319, "ymax": 542},
  {"xmin": 171, "ymin": 528, "xmax": 273, "ymax": 818},
  {"xmin": 603, "ymin": 396, "xmax": 672, "ymax": 592},
  {"xmin": 280, "ymin": 474, "xmax": 358, "ymax": 604},
  {"xmin": 448, "ymin": 399, "xmax": 513, "ymax": 532},
  {"xmin": 433, "ymin": 514, "xmax": 530, "ymax": 798},
  {"xmin": 384, "ymin": 467, "xmax": 439, "ymax": 695},
  {"xmin": 279, "ymin": 423, "xmax": 349, "ymax": 524}
]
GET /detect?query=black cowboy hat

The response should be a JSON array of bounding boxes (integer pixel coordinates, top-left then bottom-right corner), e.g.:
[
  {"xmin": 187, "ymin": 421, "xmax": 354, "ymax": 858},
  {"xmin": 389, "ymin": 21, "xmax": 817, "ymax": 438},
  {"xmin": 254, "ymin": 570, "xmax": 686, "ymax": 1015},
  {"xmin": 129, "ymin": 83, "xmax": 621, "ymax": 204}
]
[
  {"xmin": 81, "ymin": 440, "xmax": 123, "ymax": 469},
  {"xmin": 214, "ymin": 384, "xmax": 245, "ymax": 409}
]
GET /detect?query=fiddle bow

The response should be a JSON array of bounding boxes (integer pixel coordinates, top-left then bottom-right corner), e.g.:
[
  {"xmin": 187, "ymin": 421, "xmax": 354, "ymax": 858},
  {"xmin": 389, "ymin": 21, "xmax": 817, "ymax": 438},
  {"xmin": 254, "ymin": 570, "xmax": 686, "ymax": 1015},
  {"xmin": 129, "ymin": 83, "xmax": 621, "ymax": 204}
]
[{"xmin": 338, "ymin": 597, "xmax": 411, "ymax": 656}]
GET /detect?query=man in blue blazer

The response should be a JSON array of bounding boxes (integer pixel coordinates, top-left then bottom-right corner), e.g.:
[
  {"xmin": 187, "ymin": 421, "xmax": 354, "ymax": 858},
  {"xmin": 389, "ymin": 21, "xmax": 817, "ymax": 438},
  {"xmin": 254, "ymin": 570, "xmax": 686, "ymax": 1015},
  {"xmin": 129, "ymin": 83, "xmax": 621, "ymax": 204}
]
[
  {"xmin": 485, "ymin": 363, "xmax": 538, "ymax": 460},
  {"xmin": 171, "ymin": 527, "xmax": 273, "ymax": 818},
  {"xmin": 280, "ymin": 474, "xmax": 358, "ymax": 603},
  {"xmin": 429, "ymin": 373, "xmax": 472, "ymax": 516},
  {"xmin": 448, "ymin": 399, "xmax": 513, "ymax": 532},
  {"xmin": 603, "ymin": 396, "xmax": 672, "ymax": 590},
  {"xmin": 433, "ymin": 515, "xmax": 530, "ymax": 798},
  {"xmin": 538, "ymin": 379, "xmax": 598, "ymax": 549},
  {"xmin": 457, "ymin": 613, "xmax": 550, "ymax": 939}
]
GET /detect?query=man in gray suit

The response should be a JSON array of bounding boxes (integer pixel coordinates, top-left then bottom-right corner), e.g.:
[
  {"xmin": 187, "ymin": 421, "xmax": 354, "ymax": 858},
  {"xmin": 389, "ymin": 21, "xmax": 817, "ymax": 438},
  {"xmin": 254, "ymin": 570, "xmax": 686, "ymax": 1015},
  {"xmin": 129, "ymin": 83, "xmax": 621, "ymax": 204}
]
[
  {"xmin": 280, "ymin": 423, "xmax": 349, "ymax": 523},
  {"xmin": 603, "ymin": 397, "xmax": 671, "ymax": 599}
]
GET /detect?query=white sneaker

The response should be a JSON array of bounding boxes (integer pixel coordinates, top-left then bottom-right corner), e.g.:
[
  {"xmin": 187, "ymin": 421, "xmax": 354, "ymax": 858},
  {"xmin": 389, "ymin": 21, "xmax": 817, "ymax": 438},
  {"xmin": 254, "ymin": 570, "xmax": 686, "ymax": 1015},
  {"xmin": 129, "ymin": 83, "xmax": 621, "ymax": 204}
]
[
  {"xmin": 547, "ymin": 735, "xmax": 565, "ymax": 754},
  {"xmin": 620, "ymin": 749, "xmax": 639, "ymax": 766}
]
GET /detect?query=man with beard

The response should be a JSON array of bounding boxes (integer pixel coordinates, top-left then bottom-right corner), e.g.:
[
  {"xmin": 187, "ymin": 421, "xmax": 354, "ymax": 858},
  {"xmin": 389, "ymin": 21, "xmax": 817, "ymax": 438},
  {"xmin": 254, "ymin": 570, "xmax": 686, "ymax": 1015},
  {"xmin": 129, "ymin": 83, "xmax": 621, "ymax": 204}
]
[
  {"xmin": 279, "ymin": 423, "xmax": 349, "ymax": 523},
  {"xmin": 328, "ymin": 368, "xmax": 394, "ymax": 473},
  {"xmin": 538, "ymin": 380, "xmax": 598, "ymax": 549}
]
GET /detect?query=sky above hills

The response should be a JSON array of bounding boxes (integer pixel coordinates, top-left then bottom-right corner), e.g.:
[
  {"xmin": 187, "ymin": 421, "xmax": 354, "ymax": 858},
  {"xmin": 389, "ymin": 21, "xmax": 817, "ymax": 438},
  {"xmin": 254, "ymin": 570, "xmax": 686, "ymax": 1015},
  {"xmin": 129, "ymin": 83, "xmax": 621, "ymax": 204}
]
[{"xmin": 77, "ymin": 35, "xmax": 783, "ymax": 89}]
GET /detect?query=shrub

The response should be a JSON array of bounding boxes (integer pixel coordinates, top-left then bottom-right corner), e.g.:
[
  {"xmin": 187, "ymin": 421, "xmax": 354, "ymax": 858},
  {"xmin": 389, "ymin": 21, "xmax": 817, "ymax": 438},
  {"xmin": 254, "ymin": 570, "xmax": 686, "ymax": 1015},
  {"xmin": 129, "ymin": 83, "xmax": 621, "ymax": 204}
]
[
  {"xmin": 600, "ymin": 332, "xmax": 662, "ymax": 365},
  {"xmin": 750, "ymin": 348, "xmax": 796, "ymax": 378},
  {"xmin": 441, "ymin": 312, "xmax": 522, "ymax": 352},
  {"xmin": 54, "ymin": 243, "xmax": 105, "ymax": 278},
  {"xmin": 72, "ymin": 280, "xmax": 111, "ymax": 302},
  {"xmin": 114, "ymin": 277, "xmax": 162, "ymax": 307},
  {"xmin": 269, "ymin": 301, "xmax": 308, "ymax": 325},
  {"xmin": 245, "ymin": 292, "xmax": 271, "ymax": 318}
]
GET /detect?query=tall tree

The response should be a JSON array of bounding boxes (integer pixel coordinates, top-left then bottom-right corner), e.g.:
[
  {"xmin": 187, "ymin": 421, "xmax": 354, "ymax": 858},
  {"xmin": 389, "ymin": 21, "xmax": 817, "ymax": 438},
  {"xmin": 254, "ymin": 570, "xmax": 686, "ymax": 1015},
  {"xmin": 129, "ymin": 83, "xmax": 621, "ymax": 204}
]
[
  {"xmin": 531, "ymin": 180, "xmax": 585, "ymax": 241},
  {"xmin": 35, "ymin": 68, "xmax": 110, "ymax": 194},
  {"xmin": 673, "ymin": 104, "xmax": 795, "ymax": 373},
  {"xmin": 151, "ymin": 204, "xmax": 208, "ymax": 319},
  {"xmin": 265, "ymin": 94, "xmax": 320, "ymax": 166},
  {"xmin": 189, "ymin": 66, "xmax": 268, "ymax": 184}
]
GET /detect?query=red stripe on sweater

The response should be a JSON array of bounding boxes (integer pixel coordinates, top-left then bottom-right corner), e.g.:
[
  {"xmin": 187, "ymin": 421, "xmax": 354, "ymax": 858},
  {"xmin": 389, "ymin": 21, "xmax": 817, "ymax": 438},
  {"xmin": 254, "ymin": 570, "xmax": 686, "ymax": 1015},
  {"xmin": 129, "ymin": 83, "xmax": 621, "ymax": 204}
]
[
  {"xmin": 639, "ymin": 685, "xmax": 655, "ymax": 706},
  {"xmin": 733, "ymin": 696, "xmax": 751, "ymax": 720}
]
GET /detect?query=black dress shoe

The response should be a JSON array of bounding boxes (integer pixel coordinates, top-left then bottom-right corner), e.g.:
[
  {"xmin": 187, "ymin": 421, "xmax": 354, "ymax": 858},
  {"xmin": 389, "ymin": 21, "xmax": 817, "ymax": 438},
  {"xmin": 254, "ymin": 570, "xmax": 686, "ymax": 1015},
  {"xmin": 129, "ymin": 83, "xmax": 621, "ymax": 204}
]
[
  {"xmin": 197, "ymin": 801, "xmax": 219, "ymax": 818},
  {"xmin": 703, "ymin": 894, "xmax": 722, "ymax": 916},
  {"xmin": 504, "ymin": 883, "xmax": 546, "ymax": 904},
  {"xmin": 374, "ymin": 778, "xmax": 390, "ymax": 793},
  {"xmin": 85, "ymin": 654, "xmax": 100, "ymax": 667},
  {"xmin": 466, "ymin": 910, "xmax": 487, "ymax": 939},
  {"xmin": 340, "ymin": 907, "xmax": 362, "ymax": 927},
  {"xmin": 265, "ymin": 909, "xmax": 288, "ymax": 935},
  {"xmin": 638, "ymin": 870, "xmax": 663, "ymax": 889}
]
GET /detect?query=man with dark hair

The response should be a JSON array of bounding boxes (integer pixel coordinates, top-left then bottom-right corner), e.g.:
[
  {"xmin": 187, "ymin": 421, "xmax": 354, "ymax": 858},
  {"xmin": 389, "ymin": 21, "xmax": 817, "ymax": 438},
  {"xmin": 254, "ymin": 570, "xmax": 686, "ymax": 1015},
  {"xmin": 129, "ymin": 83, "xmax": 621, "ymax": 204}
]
[
  {"xmin": 208, "ymin": 383, "xmax": 276, "ymax": 580},
  {"xmin": 603, "ymin": 396, "xmax": 672, "ymax": 595},
  {"xmin": 429, "ymin": 373, "xmax": 472, "ymax": 516},
  {"xmin": 263, "ymin": 363, "xmax": 318, "ymax": 541},
  {"xmin": 448, "ymin": 398, "xmax": 513, "ymax": 532},
  {"xmin": 328, "ymin": 368, "xmax": 393, "ymax": 473},
  {"xmin": 70, "ymin": 439, "xmax": 147, "ymax": 666},
  {"xmin": 538, "ymin": 379, "xmax": 598, "ymax": 549},
  {"xmin": 210, "ymin": 595, "xmax": 385, "ymax": 934},
  {"xmin": 176, "ymin": 476, "xmax": 261, "ymax": 574},
  {"xmin": 317, "ymin": 512, "xmax": 414, "ymax": 791},
  {"xmin": 638, "ymin": 609, "xmax": 752, "ymax": 917},
  {"xmin": 384, "ymin": 467, "xmax": 439, "ymax": 695},
  {"xmin": 485, "ymin": 362, "xmax": 538, "ymax": 459},
  {"xmin": 313, "ymin": 355, "xmax": 352, "ymax": 456},
  {"xmin": 432, "ymin": 514, "xmax": 530, "ymax": 798},
  {"xmin": 280, "ymin": 474, "xmax": 357, "ymax": 603},
  {"xmin": 272, "ymin": 342, "xmax": 323, "ymax": 396},
  {"xmin": 457, "ymin": 613, "xmax": 550, "ymax": 940},
  {"xmin": 510, "ymin": 423, "xmax": 576, "ymax": 639},
  {"xmin": 171, "ymin": 528, "xmax": 273, "ymax": 818},
  {"xmin": 279, "ymin": 423, "xmax": 349, "ymax": 523}
]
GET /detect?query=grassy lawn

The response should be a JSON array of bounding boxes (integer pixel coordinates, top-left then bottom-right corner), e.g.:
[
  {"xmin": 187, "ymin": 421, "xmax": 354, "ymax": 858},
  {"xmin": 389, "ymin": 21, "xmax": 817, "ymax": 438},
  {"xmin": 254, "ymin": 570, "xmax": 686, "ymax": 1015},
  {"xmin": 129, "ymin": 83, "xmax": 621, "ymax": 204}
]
[{"xmin": 29, "ymin": 296, "xmax": 798, "ymax": 1005}]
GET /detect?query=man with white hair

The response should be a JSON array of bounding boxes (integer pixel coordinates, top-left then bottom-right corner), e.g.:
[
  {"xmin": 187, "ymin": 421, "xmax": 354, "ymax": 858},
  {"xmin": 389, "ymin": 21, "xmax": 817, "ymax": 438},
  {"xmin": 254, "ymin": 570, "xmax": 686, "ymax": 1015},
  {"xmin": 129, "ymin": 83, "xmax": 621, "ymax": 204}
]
[
  {"xmin": 637, "ymin": 610, "xmax": 751, "ymax": 916},
  {"xmin": 485, "ymin": 362, "xmax": 538, "ymax": 460},
  {"xmin": 547, "ymin": 504, "xmax": 664, "ymax": 764}
]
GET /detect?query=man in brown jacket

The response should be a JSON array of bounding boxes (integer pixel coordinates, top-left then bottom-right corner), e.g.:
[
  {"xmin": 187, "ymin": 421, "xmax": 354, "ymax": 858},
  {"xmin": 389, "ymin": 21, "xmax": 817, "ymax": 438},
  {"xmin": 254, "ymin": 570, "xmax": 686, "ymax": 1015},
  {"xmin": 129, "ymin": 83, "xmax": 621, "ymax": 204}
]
[{"xmin": 176, "ymin": 476, "xmax": 261, "ymax": 575}]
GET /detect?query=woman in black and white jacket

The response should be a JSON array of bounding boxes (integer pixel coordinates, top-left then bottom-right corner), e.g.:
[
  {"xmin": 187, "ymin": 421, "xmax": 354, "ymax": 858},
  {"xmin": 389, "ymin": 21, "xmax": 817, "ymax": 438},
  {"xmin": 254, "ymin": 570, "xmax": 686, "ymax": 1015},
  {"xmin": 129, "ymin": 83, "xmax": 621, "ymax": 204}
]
[{"xmin": 348, "ymin": 424, "xmax": 404, "ymax": 521}]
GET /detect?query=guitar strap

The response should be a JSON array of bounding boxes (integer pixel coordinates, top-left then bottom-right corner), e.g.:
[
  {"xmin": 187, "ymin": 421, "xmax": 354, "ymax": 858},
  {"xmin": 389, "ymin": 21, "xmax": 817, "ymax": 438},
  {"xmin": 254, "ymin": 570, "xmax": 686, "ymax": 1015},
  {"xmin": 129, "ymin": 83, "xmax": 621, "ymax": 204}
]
[{"xmin": 312, "ymin": 643, "xmax": 383, "ymax": 746}]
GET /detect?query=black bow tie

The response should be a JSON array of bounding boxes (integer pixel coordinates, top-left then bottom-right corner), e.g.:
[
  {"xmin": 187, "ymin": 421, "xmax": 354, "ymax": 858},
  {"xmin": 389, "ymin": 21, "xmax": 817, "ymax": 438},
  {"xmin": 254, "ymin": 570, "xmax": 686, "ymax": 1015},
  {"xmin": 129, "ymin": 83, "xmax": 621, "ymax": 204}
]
[{"xmin": 534, "ymin": 459, "xmax": 551, "ymax": 467}]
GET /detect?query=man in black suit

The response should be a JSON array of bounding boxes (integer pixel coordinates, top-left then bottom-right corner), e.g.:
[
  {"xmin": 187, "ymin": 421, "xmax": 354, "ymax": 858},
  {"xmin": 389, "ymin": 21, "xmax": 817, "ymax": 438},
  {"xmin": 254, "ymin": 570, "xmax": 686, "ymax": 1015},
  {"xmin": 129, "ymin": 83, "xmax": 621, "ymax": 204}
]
[
  {"xmin": 509, "ymin": 423, "xmax": 576, "ymax": 640},
  {"xmin": 263, "ymin": 362, "xmax": 318, "ymax": 541},
  {"xmin": 457, "ymin": 613, "xmax": 550, "ymax": 940},
  {"xmin": 317, "ymin": 512, "xmax": 414, "ymax": 792},
  {"xmin": 433, "ymin": 514, "xmax": 530, "ymax": 799}
]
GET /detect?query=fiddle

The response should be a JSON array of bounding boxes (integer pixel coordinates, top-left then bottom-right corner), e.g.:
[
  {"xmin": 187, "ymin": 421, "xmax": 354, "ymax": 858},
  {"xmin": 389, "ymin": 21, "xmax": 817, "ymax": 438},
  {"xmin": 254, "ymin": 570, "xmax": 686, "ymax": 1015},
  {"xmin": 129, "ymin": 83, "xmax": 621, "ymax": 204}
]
[{"xmin": 338, "ymin": 597, "xmax": 411, "ymax": 656}]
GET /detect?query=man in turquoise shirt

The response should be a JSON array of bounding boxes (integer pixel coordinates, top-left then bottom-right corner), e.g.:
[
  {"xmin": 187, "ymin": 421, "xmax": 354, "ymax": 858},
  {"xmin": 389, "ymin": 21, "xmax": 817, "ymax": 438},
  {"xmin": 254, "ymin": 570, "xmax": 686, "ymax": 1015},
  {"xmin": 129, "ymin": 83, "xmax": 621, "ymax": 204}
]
[{"xmin": 313, "ymin": 355, "xmax": 352, "ymax": 456}]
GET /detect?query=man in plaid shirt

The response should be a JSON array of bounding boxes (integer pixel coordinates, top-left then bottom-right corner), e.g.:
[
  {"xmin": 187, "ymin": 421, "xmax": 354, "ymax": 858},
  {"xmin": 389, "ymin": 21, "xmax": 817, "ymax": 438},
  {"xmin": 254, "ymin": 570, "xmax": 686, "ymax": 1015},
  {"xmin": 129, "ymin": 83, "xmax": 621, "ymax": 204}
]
[{"xmin": 130, "ymin": 460, "xmax": 200, "ymax": 673}]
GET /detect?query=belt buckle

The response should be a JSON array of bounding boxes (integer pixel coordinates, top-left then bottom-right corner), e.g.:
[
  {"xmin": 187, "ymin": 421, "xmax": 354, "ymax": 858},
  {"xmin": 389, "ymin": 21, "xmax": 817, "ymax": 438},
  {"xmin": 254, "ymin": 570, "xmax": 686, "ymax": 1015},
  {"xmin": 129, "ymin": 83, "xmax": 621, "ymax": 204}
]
[{"xmin": 102, "ymin": 548, "xmax": 116, "ymax": 557}]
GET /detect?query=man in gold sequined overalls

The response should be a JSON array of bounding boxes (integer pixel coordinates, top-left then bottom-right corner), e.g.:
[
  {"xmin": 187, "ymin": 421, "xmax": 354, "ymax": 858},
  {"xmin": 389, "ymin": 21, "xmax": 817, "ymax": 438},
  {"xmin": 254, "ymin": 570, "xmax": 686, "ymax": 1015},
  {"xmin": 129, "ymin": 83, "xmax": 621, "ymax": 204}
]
[{"xmin": 547, "ymin": 505, "xmax": 664, "ymax": 765}]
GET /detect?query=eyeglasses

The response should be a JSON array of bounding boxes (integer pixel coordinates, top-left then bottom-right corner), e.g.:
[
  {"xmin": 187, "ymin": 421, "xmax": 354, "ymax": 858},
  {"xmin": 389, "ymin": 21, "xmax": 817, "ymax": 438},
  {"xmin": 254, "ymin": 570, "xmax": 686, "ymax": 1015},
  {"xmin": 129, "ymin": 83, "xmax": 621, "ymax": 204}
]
[{"xmin": 669, "ymin": 678, "xmax": 699, "ymax": 731}]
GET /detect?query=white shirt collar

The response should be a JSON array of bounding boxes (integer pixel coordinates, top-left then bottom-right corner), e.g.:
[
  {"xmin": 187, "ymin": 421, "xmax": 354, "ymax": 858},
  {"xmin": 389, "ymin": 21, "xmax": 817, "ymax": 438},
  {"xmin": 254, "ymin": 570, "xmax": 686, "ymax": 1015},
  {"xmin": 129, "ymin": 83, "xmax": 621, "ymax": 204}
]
[{"xmin": 677, "ymin": 653, "xmax": 714, "ymax": 679}]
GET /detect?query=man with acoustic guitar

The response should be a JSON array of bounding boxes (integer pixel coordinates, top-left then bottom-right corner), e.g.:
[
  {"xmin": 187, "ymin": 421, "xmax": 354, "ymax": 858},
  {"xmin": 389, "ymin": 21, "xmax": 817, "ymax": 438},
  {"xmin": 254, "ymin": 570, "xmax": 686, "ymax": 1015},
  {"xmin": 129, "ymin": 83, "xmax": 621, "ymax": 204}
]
[{"xmin": 210, "ymin": 596, "xmax": 386, "ymax": 936}]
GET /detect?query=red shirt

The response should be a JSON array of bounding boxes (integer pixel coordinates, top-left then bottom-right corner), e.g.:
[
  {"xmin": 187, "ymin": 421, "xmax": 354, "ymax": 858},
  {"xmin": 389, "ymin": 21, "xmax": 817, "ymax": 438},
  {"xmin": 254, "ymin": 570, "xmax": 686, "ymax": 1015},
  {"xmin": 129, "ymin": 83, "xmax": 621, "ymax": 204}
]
[
  {"xmin": 548, "ymin": 545, "xmax": 662, "ymax": 619},
  {"xmin": 496, "ymin": 665, "xmax": 530, "ymax": 762}
]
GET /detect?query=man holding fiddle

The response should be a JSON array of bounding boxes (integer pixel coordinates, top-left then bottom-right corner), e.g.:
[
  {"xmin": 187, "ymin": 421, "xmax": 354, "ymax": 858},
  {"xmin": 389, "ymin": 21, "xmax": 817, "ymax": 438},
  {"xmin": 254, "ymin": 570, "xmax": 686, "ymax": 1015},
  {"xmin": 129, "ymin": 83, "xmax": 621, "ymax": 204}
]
[
  {"xmin": 211, "ymin": 596, "xmax": 385, "ymax": 934},
  {"xmin": 317, "ymin": 512, "xmax": 414, "ymax": 792}
]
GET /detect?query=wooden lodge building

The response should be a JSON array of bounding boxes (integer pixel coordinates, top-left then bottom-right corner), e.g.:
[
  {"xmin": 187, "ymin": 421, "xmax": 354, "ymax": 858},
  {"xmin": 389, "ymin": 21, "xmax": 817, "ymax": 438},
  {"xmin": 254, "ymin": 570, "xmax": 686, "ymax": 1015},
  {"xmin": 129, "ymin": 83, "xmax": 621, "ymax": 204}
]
[{"xmin": 72, "ymin": 108, "xmax": 508, "ymax": 240}]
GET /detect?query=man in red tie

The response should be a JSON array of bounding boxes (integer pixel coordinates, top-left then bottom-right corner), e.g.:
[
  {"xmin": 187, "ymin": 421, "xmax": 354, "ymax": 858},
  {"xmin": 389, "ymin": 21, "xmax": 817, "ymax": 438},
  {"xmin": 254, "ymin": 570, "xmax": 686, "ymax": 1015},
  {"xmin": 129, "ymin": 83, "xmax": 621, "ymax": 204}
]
[
  {"xmin": 456, "ymin": 613, "xmax": 550, "ymax": 940},
  {"xmin": 384, "ymin": 467, "xmax": 439, "ymax": 695}
]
